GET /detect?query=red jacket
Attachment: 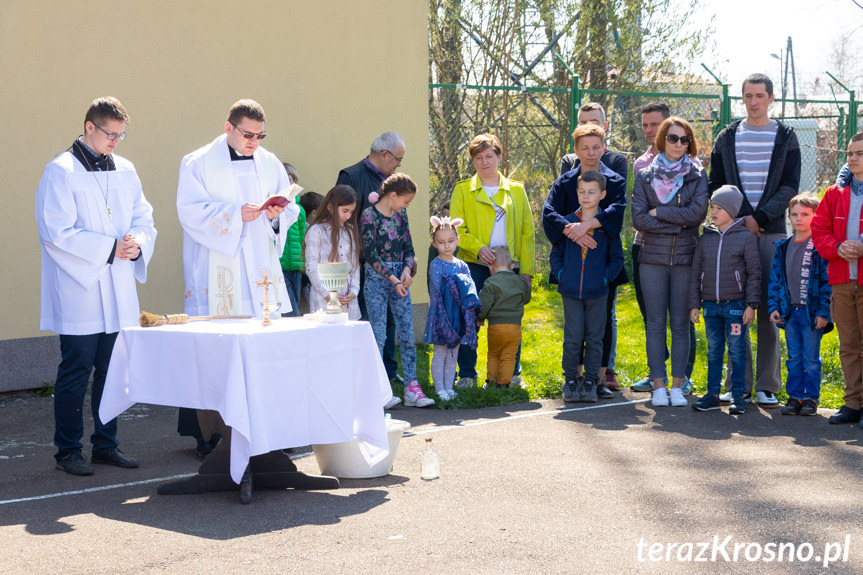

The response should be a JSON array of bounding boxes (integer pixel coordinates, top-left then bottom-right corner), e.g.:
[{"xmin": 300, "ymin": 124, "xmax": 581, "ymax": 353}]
[{"xmin": 811, "ymin": 183, "xmax": 863, "ymax": 286}]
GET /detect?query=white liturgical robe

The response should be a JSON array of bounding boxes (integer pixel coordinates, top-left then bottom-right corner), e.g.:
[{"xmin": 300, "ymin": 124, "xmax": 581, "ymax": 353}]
[
  {"xmin": 177, "ymin": 134, "xmax": 298, "ymax": 318},
  {"xmin": 36, "ymin": 151, "xmax": 157, "ymax": 335}
]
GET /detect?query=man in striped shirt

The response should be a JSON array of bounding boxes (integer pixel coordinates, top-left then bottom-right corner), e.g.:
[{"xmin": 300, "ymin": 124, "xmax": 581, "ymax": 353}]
[{"xmin": 708, "ymin": 73, "xmax": 802, "ymax": 408}]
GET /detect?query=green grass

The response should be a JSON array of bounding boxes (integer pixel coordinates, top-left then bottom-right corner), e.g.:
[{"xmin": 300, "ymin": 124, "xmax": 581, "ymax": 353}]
[{"xmin": 404, "ymin": 277, "xmax": 845, "ymax": 410}]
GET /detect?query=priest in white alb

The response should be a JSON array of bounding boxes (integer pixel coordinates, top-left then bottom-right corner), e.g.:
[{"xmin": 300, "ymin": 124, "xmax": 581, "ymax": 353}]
[
  {"xmin": 36, "ymin": 97, "xmax": 157, "ymax": 476},
  {"xmin": 177, "ymin": 99, "xmax": 298, "ymax": 319},
  {"xmin": 176, "ymin": 99, "xmax": 298, "ymax": 453}
]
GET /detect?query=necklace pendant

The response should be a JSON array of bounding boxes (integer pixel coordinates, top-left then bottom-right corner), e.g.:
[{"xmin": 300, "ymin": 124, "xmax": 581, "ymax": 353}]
[{"xmin": 107, "ymin": 205, "xmax": 112, "ymax": 220}]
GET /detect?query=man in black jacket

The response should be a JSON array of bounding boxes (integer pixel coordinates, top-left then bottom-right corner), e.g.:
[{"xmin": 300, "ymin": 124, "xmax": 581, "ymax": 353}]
[
  {"xmin": 337, "ymin": 132, "xmax": 406, "ymax": 388},
  {"xmin": 708, "ymin": 73, "xmax": 801, "ymax": 407}
]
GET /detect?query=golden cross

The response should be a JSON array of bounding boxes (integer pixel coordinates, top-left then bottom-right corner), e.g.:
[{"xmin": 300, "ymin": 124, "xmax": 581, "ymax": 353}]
[{"xmin": 257, "ymin": 272, "xmax": 274, "ymax": 326}]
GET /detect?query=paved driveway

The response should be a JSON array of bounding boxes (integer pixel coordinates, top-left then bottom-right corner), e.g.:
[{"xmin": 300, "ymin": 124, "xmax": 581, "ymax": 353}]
[{"xmin": 1, "ymin": 391, "xmax": 861, "ymax": 574}]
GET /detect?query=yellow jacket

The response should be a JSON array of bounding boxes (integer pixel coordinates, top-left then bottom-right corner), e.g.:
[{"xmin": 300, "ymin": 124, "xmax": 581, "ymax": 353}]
[{"xmin": 450, "ymin": 172, "xmax": 535, "ymax": 276}]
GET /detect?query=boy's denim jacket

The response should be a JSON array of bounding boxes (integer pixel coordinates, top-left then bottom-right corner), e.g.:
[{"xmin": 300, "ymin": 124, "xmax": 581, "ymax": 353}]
[{"xmin": 766, "ymin": 236, "xmax": 833, "ymax": 333}]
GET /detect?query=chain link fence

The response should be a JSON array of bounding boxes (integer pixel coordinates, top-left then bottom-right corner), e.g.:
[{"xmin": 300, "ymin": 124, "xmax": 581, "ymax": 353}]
[{"xmin": 429, "ymin": 82, "xmax": 861, "ymax": 279}]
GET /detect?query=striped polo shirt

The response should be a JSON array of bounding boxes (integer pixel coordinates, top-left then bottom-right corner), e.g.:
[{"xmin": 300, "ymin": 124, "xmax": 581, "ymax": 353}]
[{"xmin": 734, "ymin": 120, "xmax": 778, "ymax": 209}]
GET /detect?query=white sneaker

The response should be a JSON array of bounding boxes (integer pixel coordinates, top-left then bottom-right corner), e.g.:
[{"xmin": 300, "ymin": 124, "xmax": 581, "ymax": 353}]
[
  {"xmin": 755, "ymin": 390, "xmax": 779, "ymax": 407},
  {"xmin": 384, "ymin": 396, "xmax": 401, "ymax": 409},
  {"xmin": 669, "ymin": 387, "xmax": 688, "ymax": 407},
  {"xmin": 510, "ymin": 375, "xmax": 526, "ymax": 389},
  {"xmin": 404, "ymin": 383, "xmax": 435, "ymax": 408},
  {"xmin": 720, "ymin": 391, "xmax": 752, "ymax": 403},
  {"xmin": 455, "ymin": 377, "xmax": 477, "ymax": 389},
  {"xmin": 651, "ymin": 387, "xmax": 669, "ymax": 407}
]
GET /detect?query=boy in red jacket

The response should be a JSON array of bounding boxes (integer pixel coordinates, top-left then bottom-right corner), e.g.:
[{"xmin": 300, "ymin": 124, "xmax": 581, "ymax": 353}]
[{"xmin": 811, "ymin": 132, "xmax": 863, "ymax": 426}]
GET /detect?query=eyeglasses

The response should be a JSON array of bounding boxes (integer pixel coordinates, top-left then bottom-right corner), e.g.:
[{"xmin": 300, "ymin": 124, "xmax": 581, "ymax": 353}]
[
  {"xmin": 666, "ymin": 134, "xmax": 693, "ymax": 145},
  {"xmin": 94, "ymin": 123, "xmax": 126, "ymax": 141},
  {"xmin": 230, "ymin": 123, "xmax": 267, "ymax": 141},
  {"xmin": 386, "ymin": 150, "xmax": 404, "ymax": 163}
]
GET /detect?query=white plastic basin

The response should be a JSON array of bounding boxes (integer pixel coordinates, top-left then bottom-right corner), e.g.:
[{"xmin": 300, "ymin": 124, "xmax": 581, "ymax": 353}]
[{"xmin": 312, "ymin": 418, "xmax": 410, "ymax": 479}]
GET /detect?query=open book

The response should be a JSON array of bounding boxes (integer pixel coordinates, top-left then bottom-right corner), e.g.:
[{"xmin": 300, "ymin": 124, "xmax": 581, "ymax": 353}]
[{"xmin": 259, "ymin": 183, "xmax": 303, "ymax": 211}]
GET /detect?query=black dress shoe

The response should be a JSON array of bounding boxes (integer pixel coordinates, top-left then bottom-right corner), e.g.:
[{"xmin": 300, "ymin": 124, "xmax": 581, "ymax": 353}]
[
  {"xmin": 92, "ymin": 449, "xmax": 139, "ymax": 468},
  {"xmin": 56, "ymin": 453, "xmax": 94, "ymax": 476},
  {"xmin": 194, "ymin": 433, "xmax": 222, "ymax": 460},
  {"xmin": 828, "ymin": 406, "xmax": 861, "ymax": 425},
  {"xmin": 596, "ymin": 382, "xmax": 615, "ymax": 399}
]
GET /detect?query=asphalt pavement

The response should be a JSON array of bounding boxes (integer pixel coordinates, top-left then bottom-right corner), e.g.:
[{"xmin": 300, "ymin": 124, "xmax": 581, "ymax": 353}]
[{"xmin": 1, "ymin": 389, "xmax": 862, "ymax": 574}]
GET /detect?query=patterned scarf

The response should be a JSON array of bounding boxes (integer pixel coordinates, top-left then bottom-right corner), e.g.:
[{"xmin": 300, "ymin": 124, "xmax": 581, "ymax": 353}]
[{"xmin": 649, "ymin": 153, "xmax": 692, "ymax": 204}]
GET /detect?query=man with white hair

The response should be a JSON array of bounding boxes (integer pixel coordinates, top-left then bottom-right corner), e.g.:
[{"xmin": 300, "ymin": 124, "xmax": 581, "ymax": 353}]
[
  {"xmin": 338, "ymin": 132, "xmax": 406, "ymax": 217},
  {"xmin": 337, "ymin": 133, "xmax": 407, "ymax": 400}
]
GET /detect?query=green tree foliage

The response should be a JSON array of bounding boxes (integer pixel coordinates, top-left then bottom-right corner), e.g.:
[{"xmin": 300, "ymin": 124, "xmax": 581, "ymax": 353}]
[{"xmin": 429, "ymin": 0, "xmax": 715, "ymax": 214}]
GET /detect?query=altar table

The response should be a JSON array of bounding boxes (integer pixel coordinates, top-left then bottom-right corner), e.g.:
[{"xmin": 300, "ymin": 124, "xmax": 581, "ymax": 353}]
[{"xmin": 100, "ymin": 319, "xmax": 393, "ymax": 485}]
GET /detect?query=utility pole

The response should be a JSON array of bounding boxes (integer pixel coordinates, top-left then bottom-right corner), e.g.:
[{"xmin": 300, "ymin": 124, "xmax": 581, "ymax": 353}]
[{"xmin": 786, "ymin": 36, "xmax": 799, "ymax": 115}]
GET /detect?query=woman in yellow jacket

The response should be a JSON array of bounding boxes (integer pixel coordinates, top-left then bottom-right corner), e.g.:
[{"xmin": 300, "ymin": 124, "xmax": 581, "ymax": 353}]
[{"xmin": 449, "ymin": 133, "xmax": 536, "ymax": 387}]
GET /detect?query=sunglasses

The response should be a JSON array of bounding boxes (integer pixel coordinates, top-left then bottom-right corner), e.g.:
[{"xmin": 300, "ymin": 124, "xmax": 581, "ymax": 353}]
[
  {"xmin": 230, "ymin": 123, "xmax": 267, "ymax": 141},
  {"xmin": 666, "ymin": 134, "xmax": 693, "ymax": 145}
]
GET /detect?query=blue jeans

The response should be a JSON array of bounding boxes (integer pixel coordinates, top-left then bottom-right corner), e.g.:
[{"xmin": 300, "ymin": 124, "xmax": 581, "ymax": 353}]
[
  {"xmin": 282, "ymin": 269, "xmax": 302, "ymax": 317},
  {"xmin": 703, "ymin": 300, "xmax": 748, "ymax": 398},
  {"xmin": 783, "ymin": 306, "xmax": 824, "ymax": 401},
  {"xmin": 54, "ymin": 333, "xmax": 120, "ymax": 460},
  {"xmin": 358, "ymin": 264, "xmax": 399, "ymax": 378},
  {"xmin": 457, "ymin": 261, "xmax": 522, "ymax": 379},
  {"xmin": 364, "ymin": 263, "xmax": 416, "ymax": 381}
]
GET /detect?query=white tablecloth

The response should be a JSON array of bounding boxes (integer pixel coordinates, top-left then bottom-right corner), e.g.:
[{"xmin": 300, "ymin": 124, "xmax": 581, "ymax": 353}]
[{"xmin": 100, "ymin": 319, "xmax": 393, "ymax": 483}]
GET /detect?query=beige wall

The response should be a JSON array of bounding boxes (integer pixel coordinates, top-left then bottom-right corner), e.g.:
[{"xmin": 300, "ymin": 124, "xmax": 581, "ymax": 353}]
[{"xmin": 0, "ymin": 0, "xmax": 429, "ymax": 348}]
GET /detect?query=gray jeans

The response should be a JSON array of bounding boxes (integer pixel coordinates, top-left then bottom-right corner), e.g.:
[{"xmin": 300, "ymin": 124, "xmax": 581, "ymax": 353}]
[
  {"xmin": 562, "ymin": 295, "xmax": 607, "ymax": 382},
  {"xmin": 640, "ymin": 263, "xmax": 692, "ymax": 380}
]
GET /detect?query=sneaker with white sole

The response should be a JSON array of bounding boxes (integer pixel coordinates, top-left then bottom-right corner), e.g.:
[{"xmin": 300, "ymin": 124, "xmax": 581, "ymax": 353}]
[
  {"xmin": 384, "ymin": 396, "xmax": 401, "ymax": 409},
  {"xmin": 755, "ymin": 390, "xmax": 779, "ymax": 408},
  {"xmin": 669, "ymin": 387, "xmax": 688, "ymax": 407},
  {"xmin": 693, "ymin": 394, "xmax": 721, "ymax": 411},
  {"xmin": 720, "ymin": 391, "xmax": 751, "ymax": 404},
  {"xmin": 681, "ymin": 378, "xmax": 693, "ymax": 396},
  {"xmin": 404, "ymin": 383, "xmax": 435, "ymax": 407},
  {"xmin": 630, "ymin": 376, "xmax": 653, "ymax": 392},
  {"xmin": 652, "ymin": 387, "xmax": 669, "ymax": 407}
]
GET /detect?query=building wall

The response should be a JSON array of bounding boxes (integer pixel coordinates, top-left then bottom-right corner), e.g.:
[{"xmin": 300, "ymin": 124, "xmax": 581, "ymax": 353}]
[{"xmin": 0, "ymin": 1, "xmax": 429, "ymax": 391}]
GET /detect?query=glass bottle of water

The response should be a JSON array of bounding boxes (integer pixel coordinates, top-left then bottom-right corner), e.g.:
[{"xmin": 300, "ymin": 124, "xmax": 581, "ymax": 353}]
[{"xmin": 420, "ymin": 437, "xmax": 440, "ymax": 480}]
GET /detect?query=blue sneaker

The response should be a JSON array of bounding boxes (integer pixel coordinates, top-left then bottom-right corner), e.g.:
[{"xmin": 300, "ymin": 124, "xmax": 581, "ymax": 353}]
[
  {"xmin": 693, "ymin": 394, "xmax": 721, "ymax": 411},
  {"xmin": 632, "ymin": 376, "xmax": 668, "ymax": 393},
  {"xmin": 630, "ymin": 376, "xmax": 653, "ymax": 392},
  {"xmin": 729, "ymin": 398, "xmax": 746, "ymax": 415},
  {"xmin": 681, "ymin": 378, "xmax": 693, "ymax": 396}
]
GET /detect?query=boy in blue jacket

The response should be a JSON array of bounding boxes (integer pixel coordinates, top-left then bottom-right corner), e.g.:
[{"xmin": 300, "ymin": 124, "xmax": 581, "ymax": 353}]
[
  {"xmin": 550, "ymin": 171, "xmax": 624, "ymax": 402},
  {"xmin": 768, "ymin": 193, "xmax": 832, "ymax": 416}
]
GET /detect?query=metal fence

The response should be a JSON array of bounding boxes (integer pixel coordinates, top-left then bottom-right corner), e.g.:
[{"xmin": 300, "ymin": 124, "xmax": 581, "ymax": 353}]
[{"xmin": 429, "ymin": 79, "xmax": 861, "ymax": 278}]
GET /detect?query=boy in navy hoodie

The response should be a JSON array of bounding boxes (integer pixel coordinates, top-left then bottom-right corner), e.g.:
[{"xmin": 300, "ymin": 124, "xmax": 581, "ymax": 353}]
[
  {"xmin": 768, "ymin": 193, "xmax": 832, "ymax": 416},
  {"xmin": 550, "ymin": 171, "xmax": 624, "ymax": 402}
]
